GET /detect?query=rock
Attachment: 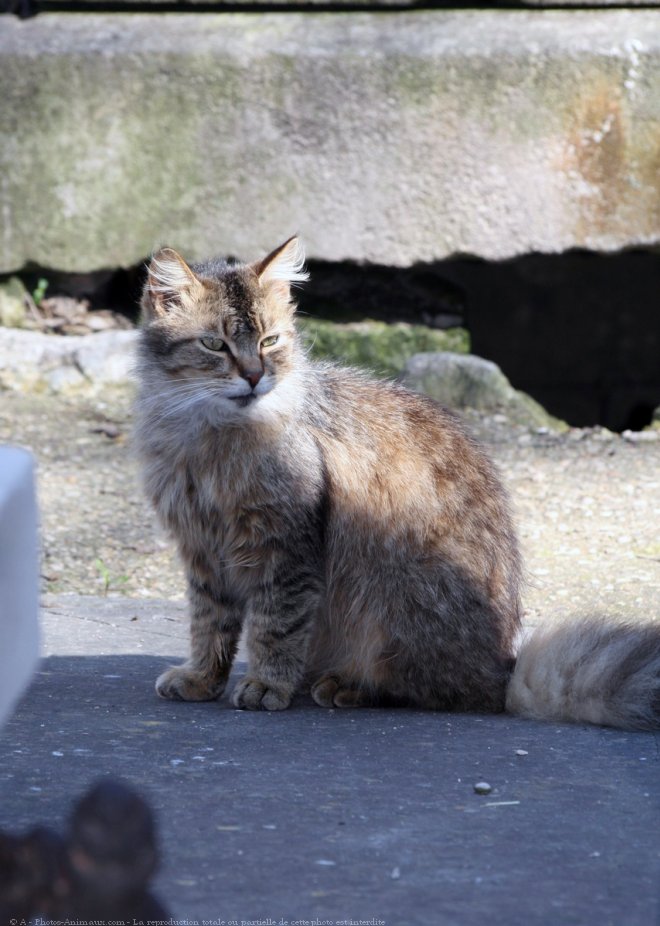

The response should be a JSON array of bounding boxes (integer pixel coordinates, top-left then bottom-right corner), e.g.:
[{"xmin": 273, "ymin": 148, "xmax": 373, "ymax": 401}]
[
  {"xmin": 0, "ymin": 278, "xmax": 28, "ymax": 328},
  {"xmin": 0, "ymin": 328, "xmax": 138, "ymax": 394},
  {"xmin": 0, "ymin": 329, "xmax": 76, "ymax": 392},
  {"xmin": 3, "ymin": 12, "xmax": 660, "ymax": 271},
  {"xmin": 46, "ymin": 366, "xmax": 88, "ymax": 393},
  {"xmin": 299, "ymin": 318, "xmax": 469, "ymax": 377},
  {"xmin": 40, "ymin": 296, "xmax": 80, "ymax": 323},
  {"xmin": 402, "ymin": 352, "xmax": 566, "ymax": 429},
  {"xmin": 76, "ymin": 331, "xmax": 138, "ymax": 385},
  {"xmin": 622, "ymin": 428, "xmax": 659, "ymax": 443},
  {"xmin": 87, "ymin": 313, "xmax": 119, "ymax": 332},
  {"xmin": 20, "ymin": 295, "xmax": 134, "ymax": 337}
]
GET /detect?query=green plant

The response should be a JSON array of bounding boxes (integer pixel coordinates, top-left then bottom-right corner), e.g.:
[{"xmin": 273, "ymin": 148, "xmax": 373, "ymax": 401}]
[
  {"xmin": 32, "ymin": 277, "xmax": 49, "ymax": 306},
  {"xmin": 94, "ymin": 558, "xmax": 129, "ymax": 595}
]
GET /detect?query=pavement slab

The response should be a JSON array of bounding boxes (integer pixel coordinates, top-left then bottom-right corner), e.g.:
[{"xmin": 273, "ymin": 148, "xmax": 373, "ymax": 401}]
[{"xmin": 0, "ymin": 595, "xmax": 658, "ymax": 924}]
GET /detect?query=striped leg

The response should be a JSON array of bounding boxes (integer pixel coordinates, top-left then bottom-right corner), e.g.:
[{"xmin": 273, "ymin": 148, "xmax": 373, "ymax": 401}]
[
  {"xmin": 232, "ymin": 568, "xmax": 322, "ymax": 711},
  {"xmin": 156, "ymin": 576, "xmax": 243, "ymax": 702}
]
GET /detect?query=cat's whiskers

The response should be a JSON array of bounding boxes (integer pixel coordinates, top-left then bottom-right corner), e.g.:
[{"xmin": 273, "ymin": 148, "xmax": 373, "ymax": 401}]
[
  {"xmin": 142, "ymin": 376, "xmax": 224, "ymax": 395},
  {"xmin": 147, "ymin": 385, "xmax": 225, "ymax": 420},
  {"xmin": 143, "ymin": 376, "xmax": 263, "ymax": 423}
]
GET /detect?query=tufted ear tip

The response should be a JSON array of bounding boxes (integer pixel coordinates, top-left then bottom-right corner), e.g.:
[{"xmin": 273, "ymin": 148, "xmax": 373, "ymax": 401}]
[
  {"xmin": 254, "ymin": 236, "xmax": 309, "ymax": 288},
  {"xmin": 142, "ymin": 248, "xmax": 201, "ymax": 319}
]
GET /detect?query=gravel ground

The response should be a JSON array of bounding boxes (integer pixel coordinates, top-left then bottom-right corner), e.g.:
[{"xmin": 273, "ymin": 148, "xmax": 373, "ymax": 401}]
[{"xmin": 1, "ymin": 388, "xmax": 659, "ymax": 626}]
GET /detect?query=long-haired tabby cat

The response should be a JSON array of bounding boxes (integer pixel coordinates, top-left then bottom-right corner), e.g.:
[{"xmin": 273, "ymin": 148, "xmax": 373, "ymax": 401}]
[{"xmin": 135, "ymin": 236, "xmax": 660, "ymax": 730}]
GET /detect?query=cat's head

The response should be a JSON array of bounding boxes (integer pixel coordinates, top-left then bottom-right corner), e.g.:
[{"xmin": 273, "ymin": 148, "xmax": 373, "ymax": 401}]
[{"xmin": 139, "ymin": 236, "xmax": 308, "ymax": 423}]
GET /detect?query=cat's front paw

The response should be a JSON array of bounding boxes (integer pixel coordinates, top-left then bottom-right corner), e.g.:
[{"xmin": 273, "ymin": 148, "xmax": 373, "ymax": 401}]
[
  {"xmin": 232, "ymin": 677, "xmax": 292, "ymax": 711},
  {"xmin": 156, "ymin": 665, "xmax": 226, "ymax": 702}
]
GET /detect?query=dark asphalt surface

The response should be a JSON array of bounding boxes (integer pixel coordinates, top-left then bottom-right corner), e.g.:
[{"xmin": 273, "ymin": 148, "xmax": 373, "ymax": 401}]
[{"xmin": 0, "ymin": 596, "xmax": 658, "ymax": 926}]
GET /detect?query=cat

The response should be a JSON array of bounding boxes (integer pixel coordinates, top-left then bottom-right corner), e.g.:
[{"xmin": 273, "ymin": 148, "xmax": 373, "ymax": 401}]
[{"xmin": 134, "ymin": 236, "xmax": 660, "ymax": 730}]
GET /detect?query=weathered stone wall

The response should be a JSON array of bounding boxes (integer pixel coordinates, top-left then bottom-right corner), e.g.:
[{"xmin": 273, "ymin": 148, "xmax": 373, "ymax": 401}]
[
  {"xmin": 2, "ymin": 10, "xmax": 660, "ymax": 272},
  {"xmin": 25, "ymin": 1, "xmax": 660, "ymax": 7}
]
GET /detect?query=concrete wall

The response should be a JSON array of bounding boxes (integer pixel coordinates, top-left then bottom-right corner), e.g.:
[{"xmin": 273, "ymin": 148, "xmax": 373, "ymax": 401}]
[
  {"xmin": 27, "ymin": 1, "xmax": 660, "ymax": 7},
  {"xmin": 2, "ymin": 10, "xmax": 660, "ymax": 271}
]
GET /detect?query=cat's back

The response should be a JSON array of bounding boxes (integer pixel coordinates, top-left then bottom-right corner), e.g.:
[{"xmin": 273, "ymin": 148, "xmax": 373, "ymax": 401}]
[{"xmin": 304, "ymin": 362, "xmax": 521, "ymax": 620}]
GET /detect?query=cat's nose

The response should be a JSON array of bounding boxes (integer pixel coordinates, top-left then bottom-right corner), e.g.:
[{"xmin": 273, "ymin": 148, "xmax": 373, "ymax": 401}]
[{"xmin": 242, "ymin": 368, "xmax": 263, "ymax": 389}]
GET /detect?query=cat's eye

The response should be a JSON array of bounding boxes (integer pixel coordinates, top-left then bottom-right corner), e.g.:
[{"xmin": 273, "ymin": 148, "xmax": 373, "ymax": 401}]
[
  {"xmin": 200, "ymin": 336, "xmax": 227, "ymax": 352},
  {"xmin": 261, "ymin": 335, "xmax": 279, "ymax": 348}
]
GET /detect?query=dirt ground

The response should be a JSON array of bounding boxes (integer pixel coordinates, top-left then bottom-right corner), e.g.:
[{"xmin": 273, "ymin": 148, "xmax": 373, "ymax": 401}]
[{"xmin": 1, "ymin": 388, "xmax": 659, "ymax": 627}]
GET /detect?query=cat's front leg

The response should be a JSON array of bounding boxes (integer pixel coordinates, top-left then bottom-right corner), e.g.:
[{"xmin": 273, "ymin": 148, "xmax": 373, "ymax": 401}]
[
  {"xmin": 233, "ymin": 569, "xmax": 322, "ymax": 711},
  {"xmin": 156, "ymin": 575, "xmax": 243, "ymax": 702}
]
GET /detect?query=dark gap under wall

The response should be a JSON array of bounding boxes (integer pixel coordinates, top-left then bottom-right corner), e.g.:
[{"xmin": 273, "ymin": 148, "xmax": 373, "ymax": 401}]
[
  {"xmin": 302, "ymin": 249, "xmax": 660, "ymax": 432},
  {"xmin": 439, "ymin": 249, "xmax": 660, "ymax": 433},
  {"xmin": 13, "ymin": 248, "xmax": 660, "ymax": 432},
  {"xmin": 20, "ymin": 263, "xmax": 147, "ymax": 320},
  {"xmin": 7, "ymin": 1, "xmax": 643, "ymax": 18}
]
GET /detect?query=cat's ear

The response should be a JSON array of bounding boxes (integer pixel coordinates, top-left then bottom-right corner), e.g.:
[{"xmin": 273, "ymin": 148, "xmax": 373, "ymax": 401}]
[
  {"xmin": 143, "ymin": 248, "xmax": 203, "ymax": 319},
  {"xmin": 253, "ymin": 236, "xmax": 309, "ymax": 299}
]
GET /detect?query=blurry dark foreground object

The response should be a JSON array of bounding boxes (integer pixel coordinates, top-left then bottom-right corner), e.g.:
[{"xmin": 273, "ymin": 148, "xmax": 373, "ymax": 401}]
[
  {"xmin": 1, "ymin": 0, "xmax": 36, "ymax": 16},
  {"xmin": 0, "ymin": 779, "xmax": 170, "ymax": 919}
]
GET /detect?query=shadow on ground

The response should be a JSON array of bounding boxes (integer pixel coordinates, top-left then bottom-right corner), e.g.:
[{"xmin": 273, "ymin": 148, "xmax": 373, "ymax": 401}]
[{"xmin": 1, "ymin": 653, "xmax": 658, "ymax": 924}]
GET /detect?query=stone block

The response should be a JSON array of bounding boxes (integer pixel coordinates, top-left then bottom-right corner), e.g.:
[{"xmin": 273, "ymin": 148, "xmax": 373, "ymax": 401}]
[
  {"xmin": 402, "ymin": 351, "xmax": 565, "ymax": 428},
  {"xmin": 299, "ymin": 318, "xmax": 469, "ymax": 377},
  {"xmin": 75, "ymin": 329, "xmax": 138, "ymax": 383},
  {"xmin": 0, "ymin": 327, "xmax": 138, "ymax": 392},
  {"xmin": 1, "ymin": 10, "xmax": 660, "ymax": 271},
  {"xmin": 29, "ymin": 1, "xmax": 660, "ymax": 7},
  {"xmin": 0, "ymin": 277, "xmax": 27, "ymax": 327}
]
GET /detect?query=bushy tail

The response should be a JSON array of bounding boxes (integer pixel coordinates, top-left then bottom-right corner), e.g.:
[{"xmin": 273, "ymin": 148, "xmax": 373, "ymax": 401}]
[{"xmin": 506, "ymin": 618, "xmax": 660, "ymax": 731}]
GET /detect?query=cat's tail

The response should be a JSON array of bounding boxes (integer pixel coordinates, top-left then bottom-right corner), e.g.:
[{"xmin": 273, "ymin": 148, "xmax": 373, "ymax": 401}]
[{"xmin": 505, "ymin": 617, "xmax": 660, "ymax": 730}]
